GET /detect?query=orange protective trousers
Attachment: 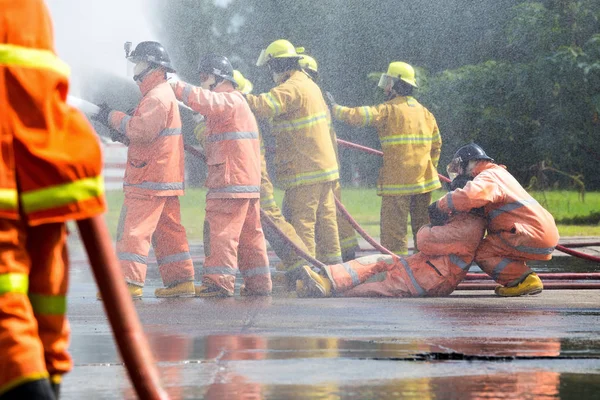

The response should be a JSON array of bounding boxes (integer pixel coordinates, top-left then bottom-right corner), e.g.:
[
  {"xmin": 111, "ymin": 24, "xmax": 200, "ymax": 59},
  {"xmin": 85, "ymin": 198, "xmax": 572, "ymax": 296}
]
[
  {"xmin": 203, "ymin": 199, "xmax": 271, "ymax": 294},
  {"xmin": 116, "ymin": 194, "xmax": 194, "ymax": 287},
  {"xmin": 0, "ymin": 221, "xmax": 70, "ymax": 394}
]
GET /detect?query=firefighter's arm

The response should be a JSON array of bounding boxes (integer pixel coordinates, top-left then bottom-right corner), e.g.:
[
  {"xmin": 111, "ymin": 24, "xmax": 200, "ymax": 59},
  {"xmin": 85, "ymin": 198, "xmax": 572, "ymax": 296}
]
[
  {"xmin": 109, "ymin": 96, "xmax": 166, "ymax": 144},
  {"xmin": 246, "ymin": 82, "xmax": 299, "ymax": 119},
  {"xmin": 173, "ymin": 82, "xmax": 238, "ymax": 117},
  {"xmin": 430, "ymin": 118, "xmax": 442, "ymax": 168},
  {"xmin": 437, "ymin": 173, "xmax": 504, "ymax": 213},
  {"xmin": 331, "ymin": 103, "xmax": 386, "ymax": 128}
]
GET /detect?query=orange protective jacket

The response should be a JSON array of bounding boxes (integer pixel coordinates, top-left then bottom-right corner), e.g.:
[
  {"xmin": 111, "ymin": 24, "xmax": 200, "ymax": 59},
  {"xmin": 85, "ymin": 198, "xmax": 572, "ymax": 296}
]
[
  {"xmin": 174, "ymin": 81, "xmax": 260, "ymax": 199},
  {"xmin": 438, "ymin": 162, "xmax": 559, "ymax": 259},
  {"xmin": 0, "ymin": 2, "xmax": 105, "ymax": 225},
  {"xmin": 109, "ymin": 70, "xmax": 185, "ymax": 197}
]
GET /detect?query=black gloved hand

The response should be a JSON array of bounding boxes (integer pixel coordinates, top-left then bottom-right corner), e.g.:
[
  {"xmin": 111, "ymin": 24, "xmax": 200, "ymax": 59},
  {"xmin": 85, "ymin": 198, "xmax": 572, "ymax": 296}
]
[
  {"xmin": 428, "ymin": 201, "xmax": 449, "ymax": 226},
  {"xmin": 325, "ymin": 91, "xmax": 337, "ymax": 108},
  {"xmin": 91, "ymin": 103, "xmax": 112, "ymax": 126},
  {"xmin": 109, "ymin": 128, "xmax": 130, "ymax": 146}
]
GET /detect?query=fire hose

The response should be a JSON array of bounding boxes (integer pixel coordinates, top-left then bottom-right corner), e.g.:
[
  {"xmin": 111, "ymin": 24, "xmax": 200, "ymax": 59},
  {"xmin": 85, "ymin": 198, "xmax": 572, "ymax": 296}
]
[{"xmin": 335, "ymin": 138, "xmax": 600, "ymax": 264}]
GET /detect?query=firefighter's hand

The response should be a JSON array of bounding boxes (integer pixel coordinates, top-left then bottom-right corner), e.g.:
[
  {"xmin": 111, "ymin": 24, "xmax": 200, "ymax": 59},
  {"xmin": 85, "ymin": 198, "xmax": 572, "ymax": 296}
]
[
  {"xmin": 109, "ymin": 128, "xmax": 130, "ymax": 146},
  {"xmin": 428, "ymin": 201, "xmax": 449, "ymax": 226},
  {"xmin": 91, "ymin": 103, "xmax": 112, "ymax": 126},
  {"xmin": 168, "ymin": 78, "xmax": 178, "ymax": 92},
  {"xmin": 325, "ymin": 91, "xmax": 337, "ymax": 108}
]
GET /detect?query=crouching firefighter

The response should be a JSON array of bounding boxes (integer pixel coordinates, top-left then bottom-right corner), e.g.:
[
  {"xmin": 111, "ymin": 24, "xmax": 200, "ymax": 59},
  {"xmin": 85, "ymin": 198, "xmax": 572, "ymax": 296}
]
[
  {"xmin": 431, "ymin": 143, "xmax": 559, "ymax": 297},
  {"xmin": 171, "ymin": 54, "xmax": 272, "ymax": 297},
  {"xmin": 1, "ymin": 0, "xmax": 106, "ymax": 397},
  {"xmin": 297, "ymin": 176, "xmax": 485, "ymax": 298},
  {"xmin": 92, "ymin": 41, "xmax": 195, "ymax": 298}
]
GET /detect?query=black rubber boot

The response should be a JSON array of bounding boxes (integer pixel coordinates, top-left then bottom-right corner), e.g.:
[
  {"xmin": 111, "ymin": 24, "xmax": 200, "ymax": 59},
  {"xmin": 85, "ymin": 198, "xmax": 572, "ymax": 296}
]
[
  {"xmin": 51, "ymin": 382, "xmax": 60, "ymax": 399},
  {"xmin": 0, "ymin": 378, "xmax": 56, "ymax": 400}
]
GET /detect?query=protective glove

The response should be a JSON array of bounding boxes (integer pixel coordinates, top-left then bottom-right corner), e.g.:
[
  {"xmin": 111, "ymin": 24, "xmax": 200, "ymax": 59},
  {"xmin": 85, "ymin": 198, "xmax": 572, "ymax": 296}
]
[
  {"xmin": 91, "ymin": 103, "xmax": 112, "ymax": 126},
  {"xmin": 109, "ymin": 128, "xmax": 130, "ymax": 146},
  {"xmin": 325, "ymin": 91, "xmax": 337, "ymax": 108},
  {"xmin": 428, "ymin": 201, "xmax": 449, "ymax": 226}
]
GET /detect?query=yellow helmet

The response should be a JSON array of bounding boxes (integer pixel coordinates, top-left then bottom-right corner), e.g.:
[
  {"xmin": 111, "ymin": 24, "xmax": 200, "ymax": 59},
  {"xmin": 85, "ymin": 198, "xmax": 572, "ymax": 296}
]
[
  {"xmin": 298, "ymin": 54, "xmax": 318, "ymax": 74},
  {"xmin": 232, "ymin": 70, "xmax": 253, "ymax": 94},
  {"xmin": 378, "ymin": 61, "xmax": 418, "ymax": 89},
  {"xmin": 256, "ymin": 39, "xmax": 304, "ymax": 67}
]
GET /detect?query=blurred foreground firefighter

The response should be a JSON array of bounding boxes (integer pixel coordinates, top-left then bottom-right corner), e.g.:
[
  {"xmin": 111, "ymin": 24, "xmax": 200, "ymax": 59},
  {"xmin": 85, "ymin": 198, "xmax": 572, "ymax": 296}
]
[
  {"xmin": 247, "ymin": 39, "xmax": 343, "ymax": 266},
  {"xmin": 171, "ymin": 54, "xmax": 271, "ymax": 297},
  {"xmin": 328, "ymin": 62, "xmax": 441, "ymax": 255},
  {"xmin": 298, "ymin": 53, "xmax": 359, "ymax": 262},
  {"xmin": 297, "ymin": 176, "xmax": 485, "ymax": 297},
  {"xmin": 430, "ymin": 143, "xmax": 559, "ymax": 296},
  {"xmin": 0, "ymin": 0, "xmax": 106, "ymax": 397},
  {"xmin": 92, "ymin": 41, "xmax": 195, "ymax": 298}
]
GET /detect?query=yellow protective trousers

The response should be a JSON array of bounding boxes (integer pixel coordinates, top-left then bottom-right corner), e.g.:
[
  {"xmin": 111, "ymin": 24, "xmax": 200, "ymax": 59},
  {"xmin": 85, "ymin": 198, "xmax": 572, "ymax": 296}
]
[
  {"xmin": 283, "ymin": 182, "xmax": 342, "ymax": 265},
  {"xmin": 320, "ymin": 180, "xmax": 358, "ymax": 262},
  {"xmin": 0, "ymin": 221, "xmax": 70, "ymax": 396},
  {"xmin": 380, "ymin": 192, "xmax": 431, "ymax": 255}
]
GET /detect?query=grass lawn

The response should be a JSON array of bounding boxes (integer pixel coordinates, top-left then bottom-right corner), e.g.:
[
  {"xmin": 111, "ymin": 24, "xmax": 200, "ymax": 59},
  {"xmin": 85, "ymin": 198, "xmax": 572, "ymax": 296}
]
[{"xmin": 103, "ymin": 188, "xmax": 600, "ymax": 240}]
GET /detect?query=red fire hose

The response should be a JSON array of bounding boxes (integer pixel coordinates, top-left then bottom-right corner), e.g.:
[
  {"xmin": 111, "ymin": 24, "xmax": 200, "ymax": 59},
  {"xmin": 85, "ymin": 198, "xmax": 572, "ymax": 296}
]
[
  {"xmin": 464, "ymin": 272, "xmax": 600, "ymax": 281},
  {"xmin": 77, "ymin": 216, "xmax": 168, "ymax": 400},
  {"xmin": 457, "ymin": 282, "xmax": 600, "ymax": 290},
  {"xmin": 335, "ymin": 138, "xmax": 600, "ymax": 263}
]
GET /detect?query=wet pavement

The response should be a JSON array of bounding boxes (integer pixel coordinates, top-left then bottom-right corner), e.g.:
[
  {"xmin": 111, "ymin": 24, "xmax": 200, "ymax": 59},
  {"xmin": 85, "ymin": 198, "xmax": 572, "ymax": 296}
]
[{"xmin": 63, "ymin": 236, "xmax": 600, "ymax": 399}]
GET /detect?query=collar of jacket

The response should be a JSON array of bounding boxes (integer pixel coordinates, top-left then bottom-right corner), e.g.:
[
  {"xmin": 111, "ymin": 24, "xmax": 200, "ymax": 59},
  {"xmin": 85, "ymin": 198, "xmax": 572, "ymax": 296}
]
[
  {"xmin": 139, "ymin": 69, "xmax": 167, "ymax": 96},
  {"xmin": 212, "ymin": 80, "xmax": 235, "ymax": 93},
  {"xmin": 385, "ymin": 95, "xmax": 416, "ymax": 105},
  {"xmin": 472, "ymin": 161, "xmax": 505, "ymax": 177}
]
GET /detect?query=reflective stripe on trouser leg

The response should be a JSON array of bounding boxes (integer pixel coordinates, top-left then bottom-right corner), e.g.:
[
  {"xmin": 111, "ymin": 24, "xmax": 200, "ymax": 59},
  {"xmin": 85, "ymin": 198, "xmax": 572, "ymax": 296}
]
[
  {"xmin": 260, "ymin": 204, "xmax": 310, "ymax": 272},
  {"xmin": 475, "ymin": 235, "xmax": 533, "ymax": 286},
  {"xmin": 116, "ymin": 195, "xmax": 167, "ymax": 286},
  {"xmin": 238, "ymin": 199, "xmax": 272, "ymax": 293},
  {"xmin": 203, "ymin": 198, "xmax": 250, "ymax": 293},
  {"xmin": 325, "ymin": 255, "xmax": 395, "ymax": 292},
  {"xmin": 381, "ymin": 196, "xmax": 410, "ymax": 256},
  {"xmin": 153, "ymin": 197, "xmax": 194, "ymax": 286},
  {"xmin": 409, "ymin": 192, "xmax": 432, "ymax": 252},
  {"xmin": 314, "ymin": 181, "xmax": 342, "ymax": 264},
  {"xmin": 26, "ymin": 223, "xmax": 71, "ymax": 377},
  {"xmin": 0, "ymin": 220, "xmax": 48, "ymax": 395}
]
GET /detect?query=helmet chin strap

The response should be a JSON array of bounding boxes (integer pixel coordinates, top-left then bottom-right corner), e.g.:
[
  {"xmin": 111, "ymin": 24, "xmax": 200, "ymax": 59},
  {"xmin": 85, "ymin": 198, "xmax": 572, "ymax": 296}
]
[{"xmin": 133, "ymin": 65, "xmax": 154, "ymax": 84}]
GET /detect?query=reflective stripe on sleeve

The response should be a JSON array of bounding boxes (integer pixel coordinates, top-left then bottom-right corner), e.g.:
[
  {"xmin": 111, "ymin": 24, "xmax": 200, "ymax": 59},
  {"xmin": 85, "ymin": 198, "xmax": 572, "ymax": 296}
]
[
  {"xmin": 488, "ymin": 199, "xmax": 538, "ymax": 221},
  {"xmin": 119, "ymin": 115, "xmax": 132, "ymax": 135},
  {"xmin": 447, "ymin": 192, "xmax": 456, "ymax": 213},
  {"xmin": 264, "ymin": 93, "xmax": 281, "ymax": 115},
  {"xmin": 181, "ymin": 84, "xmax": 193, "ymax": 107},
  {"xmin": 29, "ymin": 293, "xmax": 67, "ymax": 315},
  {"xmin": 21, "ymin": 175, "xmax": 104, "ymax": 214},
  {"xmin": 158, "ymin": 127, "xmax": 182, "ymax": 137},
  {"xmin": 205, "ymin": 131, "xmax": 258, "ymax": 143},
  {"xmin": 0, "ymin": 44, "xmax": 70, "ymax": 77},
  {"xmin": 0, "ymin": 273, "xmax": 28, "ymax": 295},
  {"xmin": 361, "ymin": 107, "xmax": 371, "ymax": 126}
]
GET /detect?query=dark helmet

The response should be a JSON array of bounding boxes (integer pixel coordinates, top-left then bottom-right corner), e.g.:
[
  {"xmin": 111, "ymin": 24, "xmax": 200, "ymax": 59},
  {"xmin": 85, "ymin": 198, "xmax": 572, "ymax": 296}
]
[
  {"xmin": 127, "ymin": 41, "xmax": 176, "ymax": 73},
  {"xmin": 453, "ymin": 143, "xmax": 494, "ymax": 169},
  {"xmin": 197, "ymin": 54, "xmax": 236, "ymax": 87}
]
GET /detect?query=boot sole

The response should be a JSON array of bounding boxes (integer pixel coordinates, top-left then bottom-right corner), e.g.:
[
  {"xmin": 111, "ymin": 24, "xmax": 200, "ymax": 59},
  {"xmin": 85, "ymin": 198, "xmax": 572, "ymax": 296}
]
[
  {"xmin": 496, "ymin": 287, "xmax": 543, "ymax": 297},
  {"xmin": 155, "ymin": 292, "xmax": 195, "ymax": 298}
]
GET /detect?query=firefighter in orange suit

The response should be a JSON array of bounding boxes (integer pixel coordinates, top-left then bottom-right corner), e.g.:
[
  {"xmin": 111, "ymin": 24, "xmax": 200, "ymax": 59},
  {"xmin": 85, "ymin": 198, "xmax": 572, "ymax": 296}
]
[
  {"xmin": 298, "ymin": 176, "xmax": 485, "ymax": 298},
  {"xmin": 328, "ymin": 61, "xmax": 441, "ymax": 255},
  {"xmin": 0, "ymin": 0, "xmax": 106, "ymax": 397},
  {"xmin": 432, "ymin": 143, "xmax": 559, "ymax": 296},
  {"xmin": 171, "ymin": 54, "xmax": 271, "ymax": 297},
  {"xmin": 92, "ymin": 41, "xmax": 195, "ymax": 298},
  {"xmin": 248, "ymin": 39, "xmax": 343, "ymax": 266},
  {"xmin": 299, "ymin": 54, "xmax": 359, "ymax": 262}
]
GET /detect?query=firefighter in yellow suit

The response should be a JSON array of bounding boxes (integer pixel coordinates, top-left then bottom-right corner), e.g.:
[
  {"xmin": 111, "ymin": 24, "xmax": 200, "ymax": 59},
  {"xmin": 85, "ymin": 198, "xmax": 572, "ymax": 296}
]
[
  {"xmin": 328, "ymin": 62, "xmax": 441, "ymax": 255},
  {"xmin": 298, "ymin": 54, "xmax": 359, "ymax": 262},
  {"xmin": 247, "ymin": 40, "xmax": 342, "ymax": 265}
]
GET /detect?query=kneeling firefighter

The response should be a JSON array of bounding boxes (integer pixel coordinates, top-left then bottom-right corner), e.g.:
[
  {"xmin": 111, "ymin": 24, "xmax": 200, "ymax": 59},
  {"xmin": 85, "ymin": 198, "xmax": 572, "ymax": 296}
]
[
  {"xmin": 92, "ymin": 41, "xmax": 195, "ymax": 298},
  {"xmin": 298, "ymin": 176, "xmax": 485, "ymax": 298},
  {"xmin": 171, "ymin": 54, "xmax": 271, "ymax": 297}
]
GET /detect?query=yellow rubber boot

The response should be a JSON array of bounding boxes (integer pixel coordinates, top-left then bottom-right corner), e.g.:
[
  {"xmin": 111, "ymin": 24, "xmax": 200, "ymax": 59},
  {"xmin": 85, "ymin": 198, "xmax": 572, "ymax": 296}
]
[
  {"xmin": 195, "ymin": 283, "xmax": 234, "ymax": 298},
  {"xmin": 97, "ymin": 283, "xmax": 143, "ymax": 300},
  {"xmin": 155, "ymin": 281, "xmax": 195, "ymax": 298},
  {"xmin": 495, "ymin": 273, "xmax": 543, "ymax": 297},
  {"xmin": 299, "ymin": 265, "xmax": 332, "ymax": 298}
]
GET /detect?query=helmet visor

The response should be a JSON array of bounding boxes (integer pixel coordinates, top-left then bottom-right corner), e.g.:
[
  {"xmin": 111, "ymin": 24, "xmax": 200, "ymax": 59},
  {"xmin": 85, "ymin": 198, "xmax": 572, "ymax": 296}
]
[
  {"xmin": 378, "ymin": 74, "xmax": 397, "ymax": 90},
  {"xmin": 446, "ymin": 157, "xmax": 463, "ymax": 181},
  {"xmin": 256, "ymin": 49, "xmax": 268, "ymax": 67}
]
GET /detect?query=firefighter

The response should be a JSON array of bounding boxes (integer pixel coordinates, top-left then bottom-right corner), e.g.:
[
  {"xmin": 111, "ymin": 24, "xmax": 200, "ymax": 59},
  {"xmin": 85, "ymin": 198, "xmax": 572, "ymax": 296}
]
[
  {"xmin": 431, "ymin": 143, "xmax": 559, "ymax": 296},
  {"xmin": 171, "ymin": 54, "xmax": 271, "ymax": 297},
  {"xmin": 297, "ymin": 176, "xmax": 485, "ymax": 298},
  {"xmin": 298, "ymin": 53, "xmax": 359, "ymax": 262},
  {"xmin": 327, "ymin": 61, "xmax": 442, "ymax": 255},
  {"xmin": 0, "ymin": 0, "xmax": 106, "ymax": 397},
  {"xmin": 92, "ymin": 41, "xmax": 195, "ymax": 298},
  {"xmin": 247, "ymin": 39, "xmax": 343, "ymax": 266}
]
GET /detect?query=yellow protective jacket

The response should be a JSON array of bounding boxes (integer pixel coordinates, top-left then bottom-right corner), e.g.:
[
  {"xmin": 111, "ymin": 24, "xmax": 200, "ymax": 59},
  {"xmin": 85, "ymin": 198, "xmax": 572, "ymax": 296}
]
[
  {"xmin": 332, "ymin": 96, "xmax": 441, "ymax": 196},
  {"xmin": 246, "ymin": 71, "xmax": 339, "ymax": 189}
]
